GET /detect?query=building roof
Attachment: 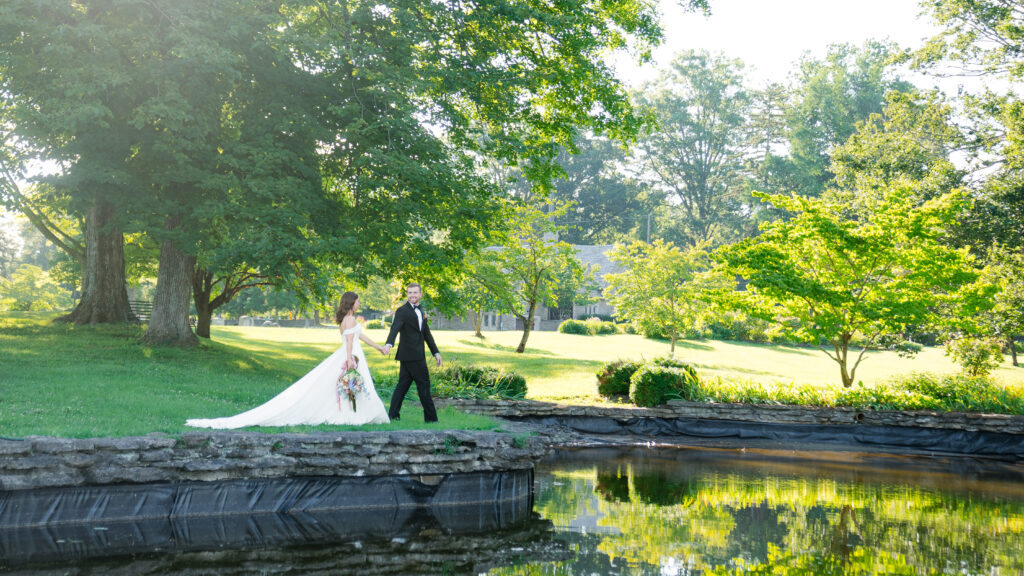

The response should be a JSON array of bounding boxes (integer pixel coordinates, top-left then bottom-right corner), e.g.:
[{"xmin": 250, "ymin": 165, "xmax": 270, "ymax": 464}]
[{"xmin": 572, "ymin": 244, "xmax": 623, "ymax": 288}]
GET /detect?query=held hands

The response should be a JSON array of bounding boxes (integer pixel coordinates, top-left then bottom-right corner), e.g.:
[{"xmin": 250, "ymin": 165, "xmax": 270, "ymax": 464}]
[
  {"xmin": 434, "ymin": 352, "xmax": 442, "ymax": 368},
  {"xmin": 383, "ymin": 343, "xmax": 393, "ymax": 356}
]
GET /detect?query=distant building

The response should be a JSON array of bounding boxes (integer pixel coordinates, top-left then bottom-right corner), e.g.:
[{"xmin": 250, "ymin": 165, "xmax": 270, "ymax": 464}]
[{"xmin": 431, "ymin": 244, "xmax": 624, "ymax": 331}]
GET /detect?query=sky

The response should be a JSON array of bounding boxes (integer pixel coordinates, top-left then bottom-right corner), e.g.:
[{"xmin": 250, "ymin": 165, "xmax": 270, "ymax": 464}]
[{"xmin": 609, "ymin": 0, "xmax": 946, "ymax": 88}]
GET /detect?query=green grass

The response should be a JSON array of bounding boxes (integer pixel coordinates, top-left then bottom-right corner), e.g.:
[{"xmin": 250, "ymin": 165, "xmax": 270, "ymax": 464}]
[
  {"xmin": 3, "ymin": 312, "xmax": 1023, "ymax": 437},
  {"xmin": 0, "ymin": 313, "xmax": 499, "ymax": 438}
]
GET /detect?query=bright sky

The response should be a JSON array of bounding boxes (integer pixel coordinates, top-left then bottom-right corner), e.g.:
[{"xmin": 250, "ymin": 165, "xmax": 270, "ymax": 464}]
[{"xmin": 610, "ymin": 0, "xmax": 948, "ymax": 89}]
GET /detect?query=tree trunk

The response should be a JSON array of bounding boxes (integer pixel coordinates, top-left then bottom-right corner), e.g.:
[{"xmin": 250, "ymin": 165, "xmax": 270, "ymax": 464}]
[
  {"xmin": 1009, "ymin": 335, "xmax": 1019, "ymax": 367},
  {"xmin": 474, "ymin": 308, "xmax": 484, "ymax": 338},
  {"xmin": 836, "ymin": 334, "xmax": 854, "ymax": 388},
  {"xmin": 515, "ymin": 304, "xmax": 536, "ymax": 353},
  {"xmin": 670, "ymin": 333, "xmax": 677, "ymax": 356},
  {"xmin": 191, "ymin": 269, "xmax": 214, "ymax": 339},
  {"xmin": 145, "ymin": 217, "xmax": 197, "ymax": 346},
  {"xmin": 56, "ymin": 198, "xmax": 131, "ymax": 324}
]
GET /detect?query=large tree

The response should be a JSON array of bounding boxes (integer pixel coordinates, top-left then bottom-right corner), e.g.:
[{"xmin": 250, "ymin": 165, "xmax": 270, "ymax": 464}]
[
  {"xmin": 631, "ymin": 50, "xmax": 752, "ymax": 247},
  {"xmin": 721, "ymin": 186, "xmax": 981, "ymax": 388},
  {"xmin": 786, "ymin": 41, "xmax": 913, "ymax": 197},
  {"xmin": 2, "ymin": 0, "xmax": 707, "ymax": 345},
  {"xmin": 549, "ymin": 134, "xmax": 651, "ymax": 244}
]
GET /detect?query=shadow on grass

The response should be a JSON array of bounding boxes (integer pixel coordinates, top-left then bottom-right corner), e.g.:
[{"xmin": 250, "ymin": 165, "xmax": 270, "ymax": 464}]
[
  {"xmin": 722, "ymin": 340, "xmax": 818, "ymax": 356},
  {"xmin": 455, "ymin": 338, "xmax": 561, "ymax": 357},
  {"xmin": 694, "ymin": 363, "xmax": 787, "ymax": 378},
  {"xmin": 638, "ymin": 335, "xmax": 716, "ymax": 352}
]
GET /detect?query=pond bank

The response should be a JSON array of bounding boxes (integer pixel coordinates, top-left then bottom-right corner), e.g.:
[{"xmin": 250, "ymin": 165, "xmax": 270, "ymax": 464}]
[
  {"xmin": 2, "ymin": 400, "xmax": 1022, "ymax": 494},
  {"xmin": 441, "ymin": 398, "xmax": 1024, "ymax": 460}
]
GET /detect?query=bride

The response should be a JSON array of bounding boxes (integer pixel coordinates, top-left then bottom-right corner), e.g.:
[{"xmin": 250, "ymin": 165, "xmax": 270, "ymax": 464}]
[{"xmin": 186, "ymin": 292, "xmax": 391, "ymax": 429}]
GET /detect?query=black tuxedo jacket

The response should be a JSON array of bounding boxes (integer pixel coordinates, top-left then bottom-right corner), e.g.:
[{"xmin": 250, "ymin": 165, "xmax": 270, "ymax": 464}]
[{"xmin": 385, "ymin": 302, "xmax": 439, "ymax": 362}]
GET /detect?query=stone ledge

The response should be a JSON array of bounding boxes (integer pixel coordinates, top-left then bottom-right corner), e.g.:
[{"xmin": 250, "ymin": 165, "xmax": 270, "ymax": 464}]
[
  {"xmin": 437, "ymin": 398, "xmax": 1024, "ymax": 435},
  {"xmin": 0, "ymin": 430, "xmax": 548, "ymax": 492}
]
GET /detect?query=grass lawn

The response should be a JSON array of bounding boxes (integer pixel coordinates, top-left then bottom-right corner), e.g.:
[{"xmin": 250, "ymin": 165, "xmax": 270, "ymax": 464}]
[{"xmin": 2, "ymin": 312, "xmax": 1023, "ymax": 438}]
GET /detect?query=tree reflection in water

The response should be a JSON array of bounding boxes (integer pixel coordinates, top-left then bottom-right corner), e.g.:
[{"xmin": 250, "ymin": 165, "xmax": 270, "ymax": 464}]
[{"xmin": 496, "ymin": 446, "xmax": 1024, "ymax": 576}]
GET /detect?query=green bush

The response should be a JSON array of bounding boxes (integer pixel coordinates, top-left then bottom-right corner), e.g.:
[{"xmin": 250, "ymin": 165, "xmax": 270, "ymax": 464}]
[
  {"xmin": 945, "ymin": 336, "xmax": 1004, "ymax": 376},
  {"xmin": 596, "ymin": 360, "xmax": 644, "ymax": 396},
  {"xmin": 629, "ymin": 363, "xmax": 703, "ymax": 407},
  {"xmin": 584, "ymin": 317, "xmax": 618, "ymax": 335},
  {"xmin": 833, "ymin": 383, "xmax": 939, "ymax": 411},
  {"xmin": 892, "ymin": 372, "xmax": 1024, "ymax": 414},
  {"xmin": 364, "ymin": 319, "xmax": 389, "ymax": 329},
  {"xmin": 558, "ymin": 319, "xmax": 590, "ymax": 335},
  {"xmin": 433, "ymin": 363, "xmax": 528, "ymax": 399}
]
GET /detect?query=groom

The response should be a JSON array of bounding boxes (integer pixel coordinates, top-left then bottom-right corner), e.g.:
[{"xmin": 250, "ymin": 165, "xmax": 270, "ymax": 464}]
[{"xmin": 383, "ymin": 283, "xmax": 442, "ymax": 422}]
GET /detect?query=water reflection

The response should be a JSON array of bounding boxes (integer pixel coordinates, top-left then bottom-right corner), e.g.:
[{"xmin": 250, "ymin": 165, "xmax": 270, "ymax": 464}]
[{"xmin": 498, "ymin": 446, "xmax": 1024, "ymax": 575}]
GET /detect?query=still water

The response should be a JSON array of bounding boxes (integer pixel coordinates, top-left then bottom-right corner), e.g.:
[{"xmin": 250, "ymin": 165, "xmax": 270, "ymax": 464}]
[
  {"xmin": 506, "ymin": 446, "xmax": 1024, "ymax": 576},
  {"xmin": 2, "ymin": 446, "xmax": 1022, "ymax": 575}
]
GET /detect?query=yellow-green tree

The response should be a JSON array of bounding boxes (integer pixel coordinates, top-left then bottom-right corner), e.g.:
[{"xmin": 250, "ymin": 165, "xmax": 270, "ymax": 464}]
[{"xmin": 605, "ymin": 240, "xmax": 733, "ymax": 354}]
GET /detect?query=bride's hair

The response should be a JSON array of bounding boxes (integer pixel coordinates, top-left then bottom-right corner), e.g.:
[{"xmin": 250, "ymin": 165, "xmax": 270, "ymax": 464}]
[{"xmin": 334, "ymin": 291, "xmax": 359, "ymax": 325}]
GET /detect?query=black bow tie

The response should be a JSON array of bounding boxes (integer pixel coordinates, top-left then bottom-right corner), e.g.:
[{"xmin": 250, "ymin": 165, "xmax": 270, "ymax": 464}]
[{"xmin": 412, "ymin": 304, "xmax": 421, "ymax": 310}]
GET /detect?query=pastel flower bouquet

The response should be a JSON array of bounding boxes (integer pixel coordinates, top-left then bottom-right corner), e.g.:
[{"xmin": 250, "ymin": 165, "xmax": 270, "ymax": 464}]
[{"xmin": 337, "ymin": 357, "xmax": 365, "ymax": 411}]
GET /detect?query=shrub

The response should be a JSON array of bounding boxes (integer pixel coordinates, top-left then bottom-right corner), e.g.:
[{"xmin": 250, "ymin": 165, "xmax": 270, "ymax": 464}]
[
  {"xmin": 892, "ymin": 372, "xmax": 1024, "ymax": 414},
  {"xmin": 945, "ymin": 336, "xmax": 1004, "ymax": 376},
  {"xmin": 833, "ymin": 383, "xmax": 938, "ymax": 411},
  {"xmin": 558, "ymin": 319, "xmax": 590, "ymax": 335},
  {"xmin": 596, "ymin": 360, "xmax": 644, "ymax": 396},
  {"xmin": 433, "ymin": 364, "xmax": 528, "ymax": 399},
  {"xmin": 560, "ymin": 317, "xmax": 617, "ymax": 335},
  {"xmin": 629, "ymin": 363, "xmax": 702, "ymax": 407},
  {"xmin": 364, "ymin": 319, "xmax": 389, "ymax": 329},
  {"xmin": 583, "ymin": 317, "xmax": 618, "ymax": 335}
]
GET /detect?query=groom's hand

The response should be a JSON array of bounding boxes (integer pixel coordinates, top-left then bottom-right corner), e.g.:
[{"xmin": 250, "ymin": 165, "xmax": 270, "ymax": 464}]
[
  {"xmin": 383, "ymin": 343, "xmax": 392, "ymax": 355},
  {"xmin": 434, "ymin": 352, "xmax": 442, "ymax": 368}
]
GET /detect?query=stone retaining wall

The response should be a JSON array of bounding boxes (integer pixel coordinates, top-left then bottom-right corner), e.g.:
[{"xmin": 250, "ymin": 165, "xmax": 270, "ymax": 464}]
[
  {"xmin": 4, "ymin": 400, "xmax": 1021, "ymax": 492},
  {"xmin": 438, "ymin": 398, "xmax": 1024, "ymax": 435},
  {"xmin": 0, "ymin": 430, "xmax": 548, "ymax": 492}
]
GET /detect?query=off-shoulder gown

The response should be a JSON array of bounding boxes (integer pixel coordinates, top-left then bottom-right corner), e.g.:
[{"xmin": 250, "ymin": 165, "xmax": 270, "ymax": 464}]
[{"xmin": 185, "ymin": 325, "xmax": 390, "ymax": 428}]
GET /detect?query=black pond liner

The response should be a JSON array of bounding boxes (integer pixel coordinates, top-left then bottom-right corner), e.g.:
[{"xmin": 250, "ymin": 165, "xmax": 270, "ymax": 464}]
[
  {"xmin": 514, "ymin": 415, "xmax": 1024, "ymax": 460},
  {"xmin": 0, "ymin": 469, "xmax": 533, "ymax": 568}
]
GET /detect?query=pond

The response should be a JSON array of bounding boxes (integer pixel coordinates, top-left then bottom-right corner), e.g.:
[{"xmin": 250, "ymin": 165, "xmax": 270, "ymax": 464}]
[
  {"xmin": 513, "ymin": 446, "xmax": 1024, "ymax": 575},
  {"xmin": 2, "ymin": 446, "xmax": 1022, "ymax": 575}
]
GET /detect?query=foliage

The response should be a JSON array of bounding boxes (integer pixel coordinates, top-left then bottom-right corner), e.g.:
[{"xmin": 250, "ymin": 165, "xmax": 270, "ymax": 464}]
[
  {"xmin": 363, "ymin": 319, "xmax": 389, "ymax": 330},
  {"xmin": 721, "ymin": 184, "xmax": 982, "ymax": 388},
  {"xmin": 596, "ymin": 360, "xmax": 644, "ymax": 397},
  {"xmin": 913, "ymin": 0, "xmax": 1024, "ymax": 79},
  {"xmin": 785, "ymin": 41, "xmax": 913, "ymax": 197},
  {"xmin": 606, "ymin": 240, "xmax": 734, "ymax": 354},
  {"xmin": 1, "ymin": 0, "xmax": 691, "ymax": 340},
  {"xmin": 631, "ymin": 50, "xmax": 751, "ymax": 246},
  {"xmin": 549, "ymin": 134, "xmax": 652, "ymax": 244},
  {"xmin": 0, "ymin": 264, "xmax": 73, "ymax": 311},
  {"xmin": 559, "ymin": 317, "xmax": 618, "ymax": 336},
  {"xmin": 558, "ymin": 319, "xmax": 591, "ymax": 335},
  {"xmin": 584, "ymin": 317, "xmax": 618, "ymax": 335},
  {"xmin": 629, "ymin": 363, "xmax": 702, "ymax": 407},
  {"xmin": 433, "ymin": 364, "xmax": 528, "ymax": 400},
  {"xmin": 944, "ymin": 335, "xmax": 1005, "ymax": 377},
  {"xmin": 467, "ymin": 201, "xmax": 589, "ymax": 353},
  {"xmin": 892, "ymin": 371, "xmax": 1024, "ymax": 414}
]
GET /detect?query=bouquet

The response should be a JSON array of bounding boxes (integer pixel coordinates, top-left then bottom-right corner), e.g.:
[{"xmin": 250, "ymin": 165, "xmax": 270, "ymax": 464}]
[{"xmin": 337, "ymin": 357, "xmax": 365, "ymax": 411}]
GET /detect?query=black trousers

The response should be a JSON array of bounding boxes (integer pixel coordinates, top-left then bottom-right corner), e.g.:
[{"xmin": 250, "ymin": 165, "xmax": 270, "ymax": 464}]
[{"xmin": 388, "ymin": 359, "xmax": 437, "ymax": 422}]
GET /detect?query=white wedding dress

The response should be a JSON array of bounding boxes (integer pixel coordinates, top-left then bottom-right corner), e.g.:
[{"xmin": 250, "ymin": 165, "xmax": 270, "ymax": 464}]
[{"xmin": 186, "ymin": 326, "xmax": 390, "ymax": 429}]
